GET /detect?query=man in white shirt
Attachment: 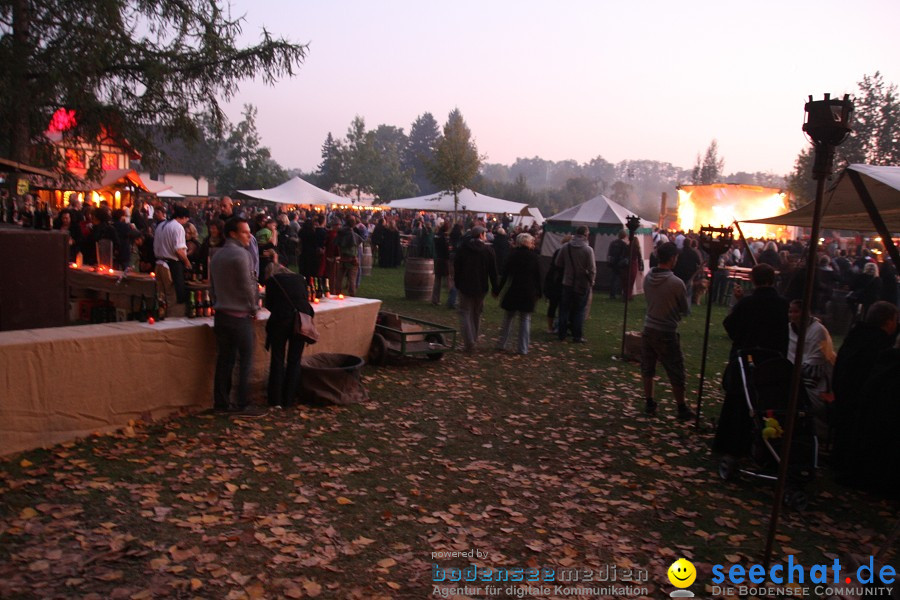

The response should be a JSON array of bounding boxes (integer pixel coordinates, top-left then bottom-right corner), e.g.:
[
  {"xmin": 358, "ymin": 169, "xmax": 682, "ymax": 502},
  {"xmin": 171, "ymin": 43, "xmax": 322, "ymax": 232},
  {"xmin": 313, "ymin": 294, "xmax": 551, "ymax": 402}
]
[{"xmin": 153, "ymin": 205, "xmax": 192, "ymax": 317}]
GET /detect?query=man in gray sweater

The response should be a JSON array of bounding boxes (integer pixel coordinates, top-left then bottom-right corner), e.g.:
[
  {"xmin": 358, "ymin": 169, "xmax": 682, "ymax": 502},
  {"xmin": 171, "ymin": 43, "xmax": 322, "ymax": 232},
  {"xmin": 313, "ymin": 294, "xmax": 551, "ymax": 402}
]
[
  {"xmin": 641, "ymin": 242, "xmax": 694, "ymax": 420},
  {"xmin": 555, "ymin": 226, "xmax": 596, "ymax": 343},
  {"xmin": 209, "ymin": 218, "xmax": 265, "ymax": 417}
]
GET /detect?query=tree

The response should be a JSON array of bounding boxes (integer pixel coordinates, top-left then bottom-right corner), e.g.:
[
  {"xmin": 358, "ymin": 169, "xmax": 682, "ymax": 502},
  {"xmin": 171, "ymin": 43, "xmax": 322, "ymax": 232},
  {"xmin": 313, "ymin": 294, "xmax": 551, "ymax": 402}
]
[
  {"xmin": 427, "ymin": 108, "xmax": 481, "ymax": 219},
  {"xmin": 691, "ymin": 140, "xmax": 725, "ymax": 184},
  {"xmin": 316, "ymin": 132, "xmax": 344, "ymax": 192},
  {"xmin": 370, "ymin": 125, "xmax": 416, "ymax": 202},
  {"xmin": 0, "ymin": 0, "xmax": 307, "ymax": 175},
  {"xmin": 785, "ymin": 147, "xmax": 816, "ymax": 209},
  {"xmin": 404, "ymin": 113, "xmax": 441, "ymax": 195},
  {"xmin": 609, "ymin": 180, "xmax": 635, "ymax": 206},
  {"xmin": 215, "ymin": 105, "xmax": 286, "ymax": 194},
  {"xmin": 788, "ymin": 72, "xmax": 900, "ymax": 206},
  {"xmin": 341, "ymin": 116, "xmax": 379, "ymax": 202},
  {"xmin": 838, "ymin": 71, "xmax": 899, "ymax": 167}
]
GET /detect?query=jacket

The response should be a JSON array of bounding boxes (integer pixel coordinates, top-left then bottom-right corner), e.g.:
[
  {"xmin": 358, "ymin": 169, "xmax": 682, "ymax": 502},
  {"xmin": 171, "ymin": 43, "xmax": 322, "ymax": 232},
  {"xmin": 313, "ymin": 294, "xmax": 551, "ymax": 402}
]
[
  {"xmin": 264, "ymin": 271, "xmax": 314, "ymax": 346},
  {"xmin": 643, "ymin": 268, "xmax": 688, "ymax": 332},
  {"xmin": 453, "ymin": 234, "xmax": 499, "ymax": 297},
  {"xmin": 554, "ymin": 235, "xmax": 596, "ymax": 290},
  {"xmin": 209, "ymin": 239, "xmax": 258, "ymax": 314},
  {"xmin": 498, "ymin": 246, "xmax": 542, "ymax": 313},
  {"xmin": 723, "ymin": 286, "xmax": 789, "ymax": 356}
]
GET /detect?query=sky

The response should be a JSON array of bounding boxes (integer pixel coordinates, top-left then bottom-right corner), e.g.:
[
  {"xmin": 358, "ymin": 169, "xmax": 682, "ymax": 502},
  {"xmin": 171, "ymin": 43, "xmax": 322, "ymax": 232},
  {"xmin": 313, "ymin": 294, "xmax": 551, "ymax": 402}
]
[{"xmin": 221, "ymin": 0, "xmax": 900, "ymax": 177}]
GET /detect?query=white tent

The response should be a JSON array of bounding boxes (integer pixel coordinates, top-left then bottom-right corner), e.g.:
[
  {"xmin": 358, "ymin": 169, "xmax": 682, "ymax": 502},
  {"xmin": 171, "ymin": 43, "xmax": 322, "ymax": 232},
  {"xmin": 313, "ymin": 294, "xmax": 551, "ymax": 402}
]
[
  {"xmin": 237, "ymin": 176, "xmax": 349, "ymax": 206},
  {"xmin": 541, "ymin": 195, "xmax": 656, "ymax": 294},
  {"xmin": 156, "ymin": 188, "xmax": 184, "ymax": 199},
  {"xmin": 745, "ymin": 164, "xmax": 900, "ymax": 231},
  {"xmin": 388, "ymin": 188, "xmax": 531, "ymax": 215},
  {"xmin": 511, "ymin": 206, "xmax": 545, "ymax": 228}
]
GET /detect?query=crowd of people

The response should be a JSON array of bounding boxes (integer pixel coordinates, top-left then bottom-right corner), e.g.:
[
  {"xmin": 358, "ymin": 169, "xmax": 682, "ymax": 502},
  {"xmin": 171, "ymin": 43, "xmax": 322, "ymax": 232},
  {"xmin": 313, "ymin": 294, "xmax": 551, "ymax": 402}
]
[{"xmin": 5, "ymin": 189, "xmax": 899, "ymax": 495}]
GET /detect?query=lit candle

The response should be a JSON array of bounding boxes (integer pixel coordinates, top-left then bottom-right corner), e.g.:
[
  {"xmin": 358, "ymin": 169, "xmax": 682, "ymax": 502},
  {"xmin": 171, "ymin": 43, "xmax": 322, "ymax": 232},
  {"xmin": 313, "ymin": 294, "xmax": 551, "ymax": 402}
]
[
  {"xmin": 338, "ymin": 294, "xmax": 345, "ymax": 300},
  {"xmin": 150, "ymin": 272, "xmax": 156, "ymax": 278}
]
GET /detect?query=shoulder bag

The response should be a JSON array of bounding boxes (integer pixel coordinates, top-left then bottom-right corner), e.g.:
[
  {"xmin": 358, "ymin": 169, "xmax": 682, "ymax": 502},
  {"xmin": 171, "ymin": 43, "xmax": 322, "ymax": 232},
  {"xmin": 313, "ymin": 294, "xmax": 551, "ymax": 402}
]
[{"xmin": 270, "ymin": 274, "xmax": 319, "ymax": 344}]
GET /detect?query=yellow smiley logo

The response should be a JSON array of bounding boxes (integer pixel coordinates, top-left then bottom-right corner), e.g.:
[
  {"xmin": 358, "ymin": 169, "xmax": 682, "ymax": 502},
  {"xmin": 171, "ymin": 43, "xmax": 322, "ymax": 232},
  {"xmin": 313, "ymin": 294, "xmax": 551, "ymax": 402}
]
[{"xmin": 667, "ymin": 558, "xmax": 696, "ymax": 588}]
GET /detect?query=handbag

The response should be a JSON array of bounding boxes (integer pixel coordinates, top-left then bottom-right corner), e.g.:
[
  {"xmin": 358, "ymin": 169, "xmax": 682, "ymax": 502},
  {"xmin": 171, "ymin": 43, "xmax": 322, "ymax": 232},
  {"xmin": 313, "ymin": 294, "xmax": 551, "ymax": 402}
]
[
  {"xmin": 295, "ymin": 311, "xmax": 319, "ymax": 344},
  {"xmin": 271, "ymin": 274, "xmax": 319, "ymax": 344}
]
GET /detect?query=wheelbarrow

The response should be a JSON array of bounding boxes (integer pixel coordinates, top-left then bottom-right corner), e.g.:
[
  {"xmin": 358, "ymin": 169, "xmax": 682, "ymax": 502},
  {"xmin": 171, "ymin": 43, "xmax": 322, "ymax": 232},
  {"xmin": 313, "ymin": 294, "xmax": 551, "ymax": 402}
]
[{"xmin": 368, "ymin": 312, "xmax": 456, "ymax": 366}]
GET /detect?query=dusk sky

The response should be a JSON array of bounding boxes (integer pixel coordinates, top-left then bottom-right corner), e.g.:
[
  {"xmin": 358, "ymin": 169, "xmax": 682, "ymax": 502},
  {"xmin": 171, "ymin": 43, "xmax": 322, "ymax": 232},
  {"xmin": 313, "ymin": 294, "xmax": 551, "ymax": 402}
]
[{"xmin": 221, "ymin": 0, "xmax": 900, "ymax": 177}]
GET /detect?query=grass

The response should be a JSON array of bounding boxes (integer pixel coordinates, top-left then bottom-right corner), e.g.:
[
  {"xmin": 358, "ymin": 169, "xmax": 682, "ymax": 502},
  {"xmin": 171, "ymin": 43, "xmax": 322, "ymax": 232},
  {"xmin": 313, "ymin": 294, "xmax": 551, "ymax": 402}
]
[{"xmin": 0, "ymin": 264, "xmax": 896, "ymax": 599}]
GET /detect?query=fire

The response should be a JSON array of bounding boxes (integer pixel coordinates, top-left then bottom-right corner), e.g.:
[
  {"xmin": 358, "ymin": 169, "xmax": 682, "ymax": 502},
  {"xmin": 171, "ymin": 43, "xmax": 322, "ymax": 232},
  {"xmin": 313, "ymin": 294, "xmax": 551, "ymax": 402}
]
[{"xmin": 676, "ymin": 184, "xmax": 793, "ymax": 239}]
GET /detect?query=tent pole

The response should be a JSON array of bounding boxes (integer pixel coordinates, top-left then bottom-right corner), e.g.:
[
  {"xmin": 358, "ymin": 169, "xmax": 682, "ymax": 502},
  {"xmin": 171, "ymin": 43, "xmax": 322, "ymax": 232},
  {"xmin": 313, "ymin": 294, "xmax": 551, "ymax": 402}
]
[
  {"xmin": 619, "ymin": 239, "xmax": 634, "ymax": 358},
  {"xmin": 693, "ymin": 256, "xmax": 719, "ymax": 428},
  {"xmin": 762, "ymin": 173, "xmax": 827, "ymax": 569},
  {"xmin": 732, "ymin": 220, "xmax": 758, "ymax": 266},
  {"xmin": 848, "ymin": 170, "xmax": 900, "ymax": 268}
]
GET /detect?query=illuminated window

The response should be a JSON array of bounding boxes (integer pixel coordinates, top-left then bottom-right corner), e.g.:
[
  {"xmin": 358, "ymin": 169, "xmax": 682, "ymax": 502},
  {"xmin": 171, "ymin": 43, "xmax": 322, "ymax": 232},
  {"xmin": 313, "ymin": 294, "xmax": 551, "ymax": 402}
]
[
  {"xmin": 66, "ymin": 149, "xmax": 85, "ymax": 170},
  {"xmin": 102, "ymin": 153, "xmax": 119, "ymax": 170}
]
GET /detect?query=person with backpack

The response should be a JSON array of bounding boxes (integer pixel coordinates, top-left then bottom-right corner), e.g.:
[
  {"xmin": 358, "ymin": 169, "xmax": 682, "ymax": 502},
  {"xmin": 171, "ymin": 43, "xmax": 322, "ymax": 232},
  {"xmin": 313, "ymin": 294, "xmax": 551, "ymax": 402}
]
[
  {"xmin": 555, "ymin": 226, "xmax": 595, "ymax": 343},
  {"xmin": 335, "ymin": 216, "xmax": 364, "ymax": 296},
  {"xmin": 543, "ymin": 234, "xmax": 571, "ymax": 333},
  {"xmin": 607, "ymin": 229, "xmax": 629, "ymax": 300}
]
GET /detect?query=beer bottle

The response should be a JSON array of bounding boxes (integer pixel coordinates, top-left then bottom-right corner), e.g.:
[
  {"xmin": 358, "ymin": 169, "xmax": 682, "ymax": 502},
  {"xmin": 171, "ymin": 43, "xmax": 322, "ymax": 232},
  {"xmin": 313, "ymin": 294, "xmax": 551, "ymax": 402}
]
[{"xmin": 187, "ymin": 291, "xmax": 195, "ymax": 318}]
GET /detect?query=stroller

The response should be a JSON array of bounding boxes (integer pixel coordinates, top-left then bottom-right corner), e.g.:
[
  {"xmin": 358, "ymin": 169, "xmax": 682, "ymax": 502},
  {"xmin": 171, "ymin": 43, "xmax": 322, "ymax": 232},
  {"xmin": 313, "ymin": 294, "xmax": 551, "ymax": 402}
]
[{"xmin": 715, "ymin": 348, "xmax": 818, "ymax": 510}]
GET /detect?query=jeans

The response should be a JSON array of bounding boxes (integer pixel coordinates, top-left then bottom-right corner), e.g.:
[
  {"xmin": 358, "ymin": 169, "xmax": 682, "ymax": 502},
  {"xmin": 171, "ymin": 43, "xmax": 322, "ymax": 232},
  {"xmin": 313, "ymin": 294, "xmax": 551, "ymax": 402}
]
[
  {"xmin": 267, "ymin": 329, "xmax": 306, "ymax": 407},
  {"xmin": 609, "ymin": 266, "xmax": 623, "ymax": 298},
  {"xmin": 497, "ymin": 311, "xmax": 532, "ymax": 354},
  {"xmin": 558, "ymin": 286, "xmax": 589, "ymax": 340},
  {"xmin": 683, "ymin": 279, "xmax": 693, "ymax": 315},
  {"xmin": 213, "ymin": 312, "xmax": 255, "ymax": 410},
  {"xmin": 457, "ymin": 293, "xmax": 485, "ymax": 350},
  {"xmin": 446, "ymin": 259, "xmax": 458, "ymax": 308},
  {"xmin": 337, "ymin": 259, "xmax": 359, "ymax": 295},
  {"xmin": 432, "ymin": 275, "xmax": 448, "ymax": 305}
]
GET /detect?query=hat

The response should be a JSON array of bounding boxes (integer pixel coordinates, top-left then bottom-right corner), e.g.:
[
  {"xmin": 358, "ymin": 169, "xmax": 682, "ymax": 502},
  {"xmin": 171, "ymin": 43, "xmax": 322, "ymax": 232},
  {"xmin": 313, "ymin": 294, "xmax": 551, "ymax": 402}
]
[{"xmin": 471, "ymin": 225, "xmax": 486, "ymax": 236}]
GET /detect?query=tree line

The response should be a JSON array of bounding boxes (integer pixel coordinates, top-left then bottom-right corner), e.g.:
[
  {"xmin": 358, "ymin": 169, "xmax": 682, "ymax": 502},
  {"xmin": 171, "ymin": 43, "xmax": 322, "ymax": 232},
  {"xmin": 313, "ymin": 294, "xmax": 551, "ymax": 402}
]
[{"xmin": 0, "ymin": 0, "xmax": 891, "ymax": 224}]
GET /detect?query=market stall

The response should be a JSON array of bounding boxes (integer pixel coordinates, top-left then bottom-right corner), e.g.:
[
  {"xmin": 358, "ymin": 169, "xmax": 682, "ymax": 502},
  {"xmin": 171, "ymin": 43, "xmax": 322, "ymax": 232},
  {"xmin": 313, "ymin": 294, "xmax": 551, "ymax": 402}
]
[{"xmin": 0, "ymin": 296, "xmax": 381, "ymax": 456}]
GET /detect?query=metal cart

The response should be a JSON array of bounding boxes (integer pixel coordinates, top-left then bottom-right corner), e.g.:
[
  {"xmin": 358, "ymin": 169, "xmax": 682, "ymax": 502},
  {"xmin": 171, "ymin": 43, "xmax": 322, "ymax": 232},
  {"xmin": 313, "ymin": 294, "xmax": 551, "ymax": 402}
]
[{"xmin": 368, "ymin": 312, "xmax": 456, "ymax": 366}]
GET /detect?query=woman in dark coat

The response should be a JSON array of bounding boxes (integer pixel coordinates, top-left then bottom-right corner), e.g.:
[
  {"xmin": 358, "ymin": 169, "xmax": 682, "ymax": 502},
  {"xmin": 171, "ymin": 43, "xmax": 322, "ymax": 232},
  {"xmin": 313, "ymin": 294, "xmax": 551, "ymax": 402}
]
[
  {"xmin": 494, "ymin": 233, "xmax": 542, "ymax": 355},
  {"xmin": 298, "ymin": 218, "xmax": 319, "ymax": 281},
  {"xmin": 849, "ymin": 262, "xmax": 883, "ymax": 321},
  {"xmin": 264, "ymin": 266, "xmax": 315, "ymax": 408},
  {"xmin": 431, "ymin": 221, "xmax": 451, "ymax": 305}
]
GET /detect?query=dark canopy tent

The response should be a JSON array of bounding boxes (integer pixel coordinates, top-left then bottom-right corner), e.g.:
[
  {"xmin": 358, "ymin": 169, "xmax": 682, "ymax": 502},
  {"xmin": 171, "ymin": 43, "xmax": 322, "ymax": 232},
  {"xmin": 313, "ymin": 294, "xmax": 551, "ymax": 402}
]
[{"xmin": 745, "ymin": 164, "xmax": 900, "ymax": 266}]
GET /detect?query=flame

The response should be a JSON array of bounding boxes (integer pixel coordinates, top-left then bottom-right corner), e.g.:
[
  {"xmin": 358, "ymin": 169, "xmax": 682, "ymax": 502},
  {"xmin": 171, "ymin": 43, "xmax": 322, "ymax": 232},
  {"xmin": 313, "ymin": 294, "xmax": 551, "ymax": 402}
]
[
  {"xmin": 676, "ymin": 190, "xmax": 696, "ymax": 233},
  {"xmin": 677, "ymin": 185, "xmax": 791, "ymax": 239}
]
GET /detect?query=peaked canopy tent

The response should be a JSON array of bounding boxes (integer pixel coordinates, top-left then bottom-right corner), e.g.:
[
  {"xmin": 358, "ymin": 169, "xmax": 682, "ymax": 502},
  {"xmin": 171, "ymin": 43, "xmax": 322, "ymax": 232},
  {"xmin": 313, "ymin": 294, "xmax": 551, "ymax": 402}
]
[
  {"xmin": 745, "ymin": 163, "xmax": 900, "ymax": 266},
  {"xmin": 541, "ymin": 195, "xmax": 656, "ymax": 293},
  {"xmin": 387, "ymin": 188, "xmax": 531, "ymax": 216},
  {"xmin": 237, "ymin": 176, "xmax": 349, "ymax": 206}
]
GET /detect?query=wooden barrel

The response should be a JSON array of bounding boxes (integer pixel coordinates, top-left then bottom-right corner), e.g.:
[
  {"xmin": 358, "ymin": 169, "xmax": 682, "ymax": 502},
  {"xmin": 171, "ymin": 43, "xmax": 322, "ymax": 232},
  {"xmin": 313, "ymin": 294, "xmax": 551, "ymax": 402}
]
[
  {"xmin": 361, "ymin": 243, "xmax": 373, "ymax": 276},
  {"xmin": 404, "ymin": 257, "xmax": 434, "ymax": 301}
]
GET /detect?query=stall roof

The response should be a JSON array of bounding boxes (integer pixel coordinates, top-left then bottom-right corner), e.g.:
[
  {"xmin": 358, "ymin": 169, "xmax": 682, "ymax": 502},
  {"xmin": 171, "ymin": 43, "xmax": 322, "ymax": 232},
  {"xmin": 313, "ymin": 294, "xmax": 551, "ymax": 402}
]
[
  {"xmin": 745, "ymin": 164, "xmax": 900, "ymax": 231},
  {"xmin": 92, "ymin": 169, "xmax": 151, "ymax": 192},
  {"xmin": 0, "ymin": 157, "xmax": 57, "ymax": 178},
  {"xmin": 237, "ymin": 176, "xmax": 348, "ymax": 205},
  {"xmin": 388, "ymin": 188, "xmax": 530, "ymax": 215},
  {"xmin": 544, "ymin": 194, "xmax": 655, "ymax": 233}
]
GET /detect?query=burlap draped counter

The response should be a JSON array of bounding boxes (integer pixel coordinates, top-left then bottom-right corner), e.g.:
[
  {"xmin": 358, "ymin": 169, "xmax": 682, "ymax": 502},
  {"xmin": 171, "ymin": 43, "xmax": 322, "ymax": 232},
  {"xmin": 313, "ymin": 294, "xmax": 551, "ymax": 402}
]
[{"xmin": 0, "ymin": 296, "xmax": 381, "ymax": 456}]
